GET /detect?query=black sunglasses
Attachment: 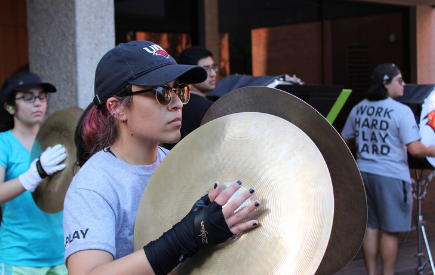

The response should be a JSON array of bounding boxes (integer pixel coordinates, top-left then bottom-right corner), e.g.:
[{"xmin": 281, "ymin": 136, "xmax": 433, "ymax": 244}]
[{"xmin": 125, "ymin": 83, "xmax": 190, "ymax": 106}]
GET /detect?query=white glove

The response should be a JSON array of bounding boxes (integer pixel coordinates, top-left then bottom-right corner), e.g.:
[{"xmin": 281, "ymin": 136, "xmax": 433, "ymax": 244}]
[
  {"xmin": 39, "ymin": 144, "xmax": 67, "ymax": 175},
  {"xmin": 19, "ymin": 144, "xmax": 67, "ymax": 192}
]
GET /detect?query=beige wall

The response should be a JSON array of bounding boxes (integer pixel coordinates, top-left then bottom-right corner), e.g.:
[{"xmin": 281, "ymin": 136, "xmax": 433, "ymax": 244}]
[
  {"xmin": 416, "ymin": 5, "xmax": 435, "ymax": 84},
  {"xmin": 26, "ymin": 0, "xmax": 115, "ymax": 113},
  {"xmin": 198, "ymin": 0, "xmax": 219, "ymax": 70}
]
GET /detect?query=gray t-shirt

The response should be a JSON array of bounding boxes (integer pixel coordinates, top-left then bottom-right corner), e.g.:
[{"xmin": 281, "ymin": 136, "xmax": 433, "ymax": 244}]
[
  {"xmin": 341, "ymin": 97, "xmax": 420, "ymax": 183},
  {"xmin": 63, "ymin": 147, "xmax": 168, "ymax": 262}
]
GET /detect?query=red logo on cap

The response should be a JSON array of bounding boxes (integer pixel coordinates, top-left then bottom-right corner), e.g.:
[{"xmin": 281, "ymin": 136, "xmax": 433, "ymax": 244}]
[
  {"xmin": 156, "ymin": 50, "xmax": 169, "ymax": 57},
  {"xmin": 144, "ymin": 45, "xmax": 170, "ymax": 59}
]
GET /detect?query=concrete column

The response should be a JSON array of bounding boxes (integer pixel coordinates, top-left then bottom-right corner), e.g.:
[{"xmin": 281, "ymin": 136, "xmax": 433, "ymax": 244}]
[
  {"xmin": 26, "ymin": 0, "xmax": 115, "ymax": 114},
  {"xmin": 198, "ymin": 0, "xmax": 220, "ymax": 69},
  {"xmin": 416, "ymin": 5, "xmax": 435, "ymax": 84}
]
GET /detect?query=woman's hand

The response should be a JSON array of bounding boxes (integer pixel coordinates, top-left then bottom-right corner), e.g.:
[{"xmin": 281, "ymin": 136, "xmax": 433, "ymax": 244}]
[
  {"xmin": 39, "ymin": 144, "xmax": 67, "ymax": 175},
  {"xmin": 18, "ymin": 144, "xmax": 67, "ymax": 192},
  {"xmin": 144, "ymin": 181, "xmax": 261, "ymax": 275},
  {"xmin": 206, "ymin": 181, "xmax": 260, "ymax": 234}
]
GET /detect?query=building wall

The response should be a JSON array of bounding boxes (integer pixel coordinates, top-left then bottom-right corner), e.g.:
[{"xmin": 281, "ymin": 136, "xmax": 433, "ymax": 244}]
[
  {"xmin": 135, "ymin": 31, "xmax": 192, "ymax": 61},
  {"xmin": 252, "ymin": 13, "xmax": 403, "ymax": 86},
  {"xmin": 219, "ymin": 33, "xmax": 230, "ymax": 79},
  {"xmin": 0, "ymin": 0, "xmax": 28, "ymax": 85},
  {"xmin": 331, "ymin": 13, "xmax": 404, "ymax": 131},
  {"xmin": 416, "ymin": 5, "xmax": 435, "ymax": 84},
  {"xmin": 251, "ymin": 13, "xmax": 404, "ymax": 131},
  {"xmin": 252, "ymin": 22, "xmax": 323, "ymax": 85},
  {"xmin": 330, "ymin": 13, "xmax": 404, "ymax": 91}
]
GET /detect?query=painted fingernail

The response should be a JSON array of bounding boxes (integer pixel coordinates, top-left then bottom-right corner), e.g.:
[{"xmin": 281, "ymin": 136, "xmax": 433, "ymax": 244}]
[
  {"xmin": 255, "ymin": 202, "xmax": 260, "ymax": 207},
  {"xmin": 249, "ymin": 188, "xmax": 255, "ymax": 194},
  {"xmin": 253, "ymin": 222, "xmax": 258, "ymax": 226},
  {"xmin": 214, "ymin": 183, "xmax": 217, "ymax": 189},
  {"xmin": 237, "ymin": 180, "xmax": 242, "ymax": 185}
]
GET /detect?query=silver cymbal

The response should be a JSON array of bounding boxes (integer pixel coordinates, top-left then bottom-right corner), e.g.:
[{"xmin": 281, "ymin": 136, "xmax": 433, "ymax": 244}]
[
  {"xmin": 201, "ymin": 86, "xmax": 367, "ymax": 275},
  {"xmin": 30, "ymin": 107, "xmax": 83, "ymax": 213},
  {"xmin": 135, "ymin": 112, "xmax": 334, "ymax": 275}
]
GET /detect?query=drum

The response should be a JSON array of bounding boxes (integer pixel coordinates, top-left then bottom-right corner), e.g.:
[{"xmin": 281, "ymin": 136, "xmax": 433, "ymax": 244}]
[{"xmin": 396, "ymin": 85, "xmax": 435, "ymax": 169}]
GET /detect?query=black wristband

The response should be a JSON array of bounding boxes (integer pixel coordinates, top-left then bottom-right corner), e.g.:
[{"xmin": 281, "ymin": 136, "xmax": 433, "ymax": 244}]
[
  {"xmin": 36, "ymin": 159, "xmax": 48, "ymax": 178},
  {"xmin": 195, "ymin": 202, "xmax": 234, "ymax": 246},
  {"xmin": 143, "ymin": 201, "xmax": 233, "ymax": 275}
]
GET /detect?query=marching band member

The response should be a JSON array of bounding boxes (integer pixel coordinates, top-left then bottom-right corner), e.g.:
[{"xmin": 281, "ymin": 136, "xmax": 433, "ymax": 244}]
[
  {"xmin": 63, "ymin": 40, "xmax": 261, "ymax": 275},
  {"xmin": 341, "ymin": 63, "xmax": 435, "ymax": 275},
  {"xmin": 0, "ymin": 72, "xmax": 67, "ymax": 275}
]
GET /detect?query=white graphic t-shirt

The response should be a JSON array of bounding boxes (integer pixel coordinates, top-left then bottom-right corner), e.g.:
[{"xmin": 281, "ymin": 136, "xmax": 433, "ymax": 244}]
[{"xmin": 341, "ymin": 97, "xmax": 421, "ymax": 183}]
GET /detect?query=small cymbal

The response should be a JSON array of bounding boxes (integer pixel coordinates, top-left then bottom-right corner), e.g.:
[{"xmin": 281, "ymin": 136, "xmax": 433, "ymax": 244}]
[
  {"xmin": 201, "ymin": 86, "xmax": 367, "ymax": 275},
  {"xmin": 135, "ymin": 112, "xmax": 335, "ymax": 275},
  {"xmin": 30, "ymin": 107, "xmax": 83, "ymax": 213}
]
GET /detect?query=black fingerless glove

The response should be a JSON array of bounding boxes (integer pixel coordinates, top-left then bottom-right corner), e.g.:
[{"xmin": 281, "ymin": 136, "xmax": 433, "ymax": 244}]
[{"xmin": 143, "ymin": 194, "xmax": 234, "ymax": 275}]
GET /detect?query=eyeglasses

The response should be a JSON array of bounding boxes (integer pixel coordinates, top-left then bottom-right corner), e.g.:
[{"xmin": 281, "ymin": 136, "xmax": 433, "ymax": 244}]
[
  {"xmin": 15, "ymin": 92, "xmax": 49, "ymax": 103},
  {"xmin": 127, "ymin": 83, "xmax": 191, "ymax": 106},
  {"xmin": 203, "ymin": 64, "xmax": 218, "ymax": 73},
  {"xmin": 396, "ymin": 78, "xmax": 404, "ymax": 85}
]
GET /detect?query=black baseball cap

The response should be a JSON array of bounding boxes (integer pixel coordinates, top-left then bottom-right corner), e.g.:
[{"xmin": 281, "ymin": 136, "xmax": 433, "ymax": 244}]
[
  {"xmin": 367, "ymin": 63, "xmax": 400, "ymax": 96},
  {"xmin": 1, "ymin": 73, "xmax": 57, "ymax": 104},
  {"xmin": 93, "ymin": 40, "xmax": 208, "ymax": 109},
  {"xmin": 372, "ymin": 63, "xmax": 400, "ymax": 84}
]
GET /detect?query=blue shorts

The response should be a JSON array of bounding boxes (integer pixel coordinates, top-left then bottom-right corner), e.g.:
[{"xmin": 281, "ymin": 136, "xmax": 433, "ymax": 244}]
[{"xmin": 361, "ymin": 172, "xmax": 413, "ymax": 232}]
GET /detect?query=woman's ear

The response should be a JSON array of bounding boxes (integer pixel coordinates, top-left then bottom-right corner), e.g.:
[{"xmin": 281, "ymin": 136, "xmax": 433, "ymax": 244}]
[
  {"xmin": 4, "ymin": 103, "xmax": 14, "ymax": 115},
  {"xmin": 383, "ymin": 81, "xmax": 391, "ymax": 89},
  {"xmin": 106, "ymin": 97, "xmax": 126, "ymax": 123},
  {"xmin": 106, "ymin": 97, "xmax": 120, "ymax": 115}
]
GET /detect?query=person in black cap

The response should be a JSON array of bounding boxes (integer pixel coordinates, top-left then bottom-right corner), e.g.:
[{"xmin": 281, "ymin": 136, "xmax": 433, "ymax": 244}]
[
  {"xmin": 163, "ymin": 46, "xmax": 217, "ymax": 150},
  {"xmin": 341, "ymin": 63, "xmax": 435, "ymax": 275},
  {"xmin": 63, "ymin": 40, "xmax": 261, "ymax": 275},
  {"xmin": 0, "ymin": 72, "xmax": 68, "ymax": 274}
]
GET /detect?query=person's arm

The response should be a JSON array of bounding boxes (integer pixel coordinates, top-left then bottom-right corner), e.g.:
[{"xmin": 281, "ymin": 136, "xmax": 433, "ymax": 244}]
[
  {"xmin": 0, "ymin": 144, "xmax": 67, "ymax": 204},
  {"xmin": 66, "ymin": 181, "xmax": 260, "ymax": 275},
  {"xmin": 67, "ymin": 249, "xmax": 152, "ymax": 275},
  {"xmin": 0, "ymin": 166, "xmax": 26, "ymax": 204},
  {"xmin": 407, "ymin": 140, "xmax": 435, "ymax": 158}
]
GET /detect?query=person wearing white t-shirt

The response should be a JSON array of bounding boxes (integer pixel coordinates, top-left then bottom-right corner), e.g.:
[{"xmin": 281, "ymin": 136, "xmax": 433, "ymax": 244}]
[{"xmin": 341, "ymin": 63, "xmax": 435, "ymax": 275}]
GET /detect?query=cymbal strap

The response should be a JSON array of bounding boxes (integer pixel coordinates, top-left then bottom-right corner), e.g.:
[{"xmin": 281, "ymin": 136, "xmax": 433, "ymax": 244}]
[{"xmin": 36, "ymin": 159, "xmax": 48, "ymax": 178}]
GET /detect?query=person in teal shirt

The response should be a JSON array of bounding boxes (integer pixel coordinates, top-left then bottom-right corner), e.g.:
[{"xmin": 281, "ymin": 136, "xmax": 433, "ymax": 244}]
[{"xmin": 0, "ymin": 72, "xmax": 68, "ymax": 275}]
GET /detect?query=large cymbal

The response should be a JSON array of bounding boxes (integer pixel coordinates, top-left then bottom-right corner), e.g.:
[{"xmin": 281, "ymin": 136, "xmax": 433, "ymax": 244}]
[
  {"xmin": 30, "ymin": 108, "xmax": 83, "ymax": 213},
  {"xmin": 135, "ymin": 112, "xmax": 335, "ymax": 275},
  {"xmin": 201, "ymin": 86, "xmax": 367, "ymax": 275}
]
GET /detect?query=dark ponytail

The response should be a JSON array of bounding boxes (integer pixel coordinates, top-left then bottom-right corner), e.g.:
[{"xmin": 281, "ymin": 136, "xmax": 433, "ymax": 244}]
[
  {"xmin": 0, "ymin": 105, "xmax": 14, "ymax": 133},
  {"xmin": 0, "ymin": 72, "xmax": 26, "ymax": 132},
  {"xmin": 74, "ymin": 85, "xmax": 133, "ymax": 168},
  {"xmin": 366, "ymin": 83, "xmax": 389, "ymax": 101}
]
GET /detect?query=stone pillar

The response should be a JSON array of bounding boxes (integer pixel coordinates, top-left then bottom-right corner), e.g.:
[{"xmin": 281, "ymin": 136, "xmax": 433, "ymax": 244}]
[
  {"xmin": 416, "ymin": 5, "xmax": 435, "ymax": 84},
  {"xmin": 26, "ymin": 0, "xmax": 115, "ymax": 114},
  {"xmin": 198, "ymin": 0, "xmax": 220, "ymax": 69}
]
